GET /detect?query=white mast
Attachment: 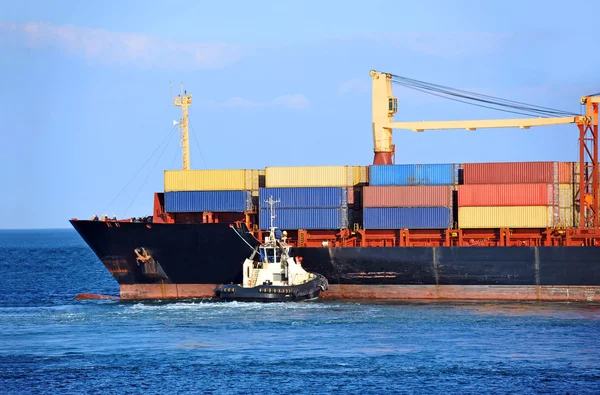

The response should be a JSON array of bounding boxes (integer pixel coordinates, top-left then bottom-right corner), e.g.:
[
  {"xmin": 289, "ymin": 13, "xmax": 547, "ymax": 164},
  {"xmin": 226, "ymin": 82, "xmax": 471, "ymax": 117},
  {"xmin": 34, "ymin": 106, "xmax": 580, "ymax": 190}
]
[{"xmin": 265, "ymin": 196, "xmax": 280, "ymax": 242}]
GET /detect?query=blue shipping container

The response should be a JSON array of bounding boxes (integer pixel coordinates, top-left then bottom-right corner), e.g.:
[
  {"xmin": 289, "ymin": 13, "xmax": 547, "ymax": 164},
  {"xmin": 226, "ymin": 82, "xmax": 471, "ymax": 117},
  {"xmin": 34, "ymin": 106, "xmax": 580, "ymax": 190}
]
[
  {"xmin": 259, "ymin": 208, "xmax": 348, "ymax": 230},
  {"xmin": 259, "ymin": 187, "xmax": 347, "ymax": 209},
  {"xmin": 363, "ymin": 207, "xmax": 452, "ymax": 229},
  {"xmin": 165, "ymin": 191, "xmax": 253, "ymax": 213},
  {"xmin": 369, "ymin": 164, "xmax": 457, "ymax": 186}
]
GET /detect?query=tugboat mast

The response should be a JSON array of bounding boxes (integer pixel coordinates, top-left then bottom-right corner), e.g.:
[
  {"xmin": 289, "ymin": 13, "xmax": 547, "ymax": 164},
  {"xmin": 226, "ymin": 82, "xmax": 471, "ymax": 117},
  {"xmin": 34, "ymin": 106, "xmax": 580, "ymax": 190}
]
[
  {"xmin": 265, "ymin": 196, "xmax": 281, "ymax": 241},
  {"xmin": 173, "ymin": 85, "xmax": 192, "ymax": 170}
]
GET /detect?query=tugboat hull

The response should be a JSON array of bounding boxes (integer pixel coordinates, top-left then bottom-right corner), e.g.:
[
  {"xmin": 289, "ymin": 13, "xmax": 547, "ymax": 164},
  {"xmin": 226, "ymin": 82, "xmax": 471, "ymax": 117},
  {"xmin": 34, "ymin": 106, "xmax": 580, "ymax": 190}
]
[{"xmin": 218, "ymin": 275, "xmax": 328, "ymax": 302}]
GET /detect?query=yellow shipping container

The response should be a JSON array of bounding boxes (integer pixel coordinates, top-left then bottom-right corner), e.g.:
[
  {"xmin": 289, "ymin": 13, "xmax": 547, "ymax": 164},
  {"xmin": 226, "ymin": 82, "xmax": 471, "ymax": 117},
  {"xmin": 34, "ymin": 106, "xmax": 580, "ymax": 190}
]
[
  {"xmin": 352, "ymin": 166, "xmax": 369, "ymax": 185},
  {"xmin": 458, "ymin": 206, "xmax": 551, "ymax": 229},
  {"xmin": 558, "ymin": 184, "xmax": 573, "ymax": 208},
  {"xmin": 555, "ymin": 185, "xmax": 574, "ymax": 227},
  {"xmin": 553, "ymin": 206, "xmax": 574, "ymax": 228},
  {"xmin": 250, "ymin": 170, "xmax": 266, "ymax": 196},
  {"xmin": 164, "ymin": 169, "xmax": 259, "ymax": 192},
  {"xmin": 265, "ymin": 166, "xmax": 353, "ymax": 188}
]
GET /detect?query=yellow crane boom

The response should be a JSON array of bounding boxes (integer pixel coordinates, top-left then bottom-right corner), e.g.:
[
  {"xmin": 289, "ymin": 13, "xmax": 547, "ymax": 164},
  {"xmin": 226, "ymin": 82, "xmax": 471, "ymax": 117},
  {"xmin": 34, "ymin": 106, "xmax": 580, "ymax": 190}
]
[
  {"xmin": 389, "ymin": 116, "xmax": 578, "ymax": 132},
  {"xmin": 370, "ymin": 70, "xmax": 598, "ymax": 164}
]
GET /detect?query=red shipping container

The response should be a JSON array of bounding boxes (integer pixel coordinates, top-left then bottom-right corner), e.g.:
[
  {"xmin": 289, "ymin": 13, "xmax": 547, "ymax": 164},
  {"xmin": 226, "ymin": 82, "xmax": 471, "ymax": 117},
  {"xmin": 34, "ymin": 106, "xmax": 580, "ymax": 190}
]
[
  {"xmin": 464, "ymin": 162, "xmax": 559, "ymax": 184},
  {"xmin": 458, "ymin": 184, "xmax": 554, "ymax": 207},
  {"xmin": 363, "ymin": 186, "xmax": 452, "ymax": 208},
  {"xmin": 347, "ymin": 187, "xmax": 354, "ymax": 205}
]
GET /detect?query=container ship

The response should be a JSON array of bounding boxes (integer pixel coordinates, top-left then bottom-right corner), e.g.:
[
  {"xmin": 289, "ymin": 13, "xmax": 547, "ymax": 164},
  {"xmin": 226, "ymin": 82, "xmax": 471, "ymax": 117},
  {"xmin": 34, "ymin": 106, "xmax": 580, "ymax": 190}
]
[{"xmin": 70, "ymin": 71, "xmax": 600, "ymax": 301}]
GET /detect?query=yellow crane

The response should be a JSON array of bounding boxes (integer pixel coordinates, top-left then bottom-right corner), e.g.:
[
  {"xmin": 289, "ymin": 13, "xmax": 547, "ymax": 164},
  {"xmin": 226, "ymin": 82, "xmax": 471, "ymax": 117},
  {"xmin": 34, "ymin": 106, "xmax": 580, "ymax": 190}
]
[
  {"xmin": 370, "ymin": 70, "xmax": 600, "ymax": 229},
  {"xmin": 173, "ymin": 85, "xmax": 192, "ymax": 171}
]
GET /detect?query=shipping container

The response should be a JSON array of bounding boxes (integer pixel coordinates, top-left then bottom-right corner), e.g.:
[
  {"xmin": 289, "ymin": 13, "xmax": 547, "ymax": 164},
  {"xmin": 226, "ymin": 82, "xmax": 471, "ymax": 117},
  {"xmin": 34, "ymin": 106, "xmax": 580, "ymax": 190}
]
[
  {"xmin": 265, "ymin": 166, "xmax": 353, "ymax": 188},
  {"xmin": 363, "ymin": 207, "xmax": 452, "ymax": 229},
  {"xmin": 251, "ymin": 169, "xmax": 267, "ymax": 197},
  {"xmin": 558, "ymin": 184, "xmax": 573, "ymax": 208},
  {"xmin": 463, "ymin": 162, "xmax": 571, "ymax": 184},
  {"xmin": 164, "ymin": 169, "xmax": 260, "ymax": 192},
  {"xmin": 369, "ymin": 164, "xmax": 456, "ymax": 186},
  {"xmin": 554, "ymin": 206, "xmax": 574, "ymax": 228},
  {"xmin": 353, "ymin": 166, "xmax": 369, "ymax": 185},
  {"xmin": 457, "ymin": 184, "xmax": 554, "ymax": 207},
  {"xmin": 458, "ymin": 206, "xmax": 551, "ymax": 228},
  {"xmin": 258, "ymin": 208, "xmax": 348, "ymax": 230},
  {"xmin": 165, "ymin": 191, "xmax": 253, "ymax": 213},
  {"xmin": 347, "ymin": 187, "xmax": 355, "ymax": 205},
  {"xmin": 548, "ymin": 206, "xmax": 574, "ymax": 228},
  {"xmin": 363, "ymin": 186, "xmax": 452, "ymax": 208},
  {"xmin": 556, "ymin": 184, "xmax": 574, "ymax": 227},
  {"xmin": 558, "ymin": 162, "xmax": 572, "ymax": 184},
  {"xmin": 258, "ymin": 187, "xmax": 347, "ymax": 209}
]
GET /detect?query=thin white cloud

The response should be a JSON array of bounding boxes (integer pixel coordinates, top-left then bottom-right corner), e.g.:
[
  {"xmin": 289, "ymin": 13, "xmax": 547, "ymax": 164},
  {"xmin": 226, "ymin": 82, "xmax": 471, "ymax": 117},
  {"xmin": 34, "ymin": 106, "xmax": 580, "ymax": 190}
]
[
  {"xmin": 0, "ymin": 20, "xmax": 247, "ymax": 69},
  {"xmin": 270, "ymin": 94, "xmax": 310, "ymax": 109},
  {"xmin": 199, "ymin": 94, "xmax": 310, "ymax": 110},
  {"xmin": 363, "ymin": 32, "xmax": 510, "ymax": 57}
]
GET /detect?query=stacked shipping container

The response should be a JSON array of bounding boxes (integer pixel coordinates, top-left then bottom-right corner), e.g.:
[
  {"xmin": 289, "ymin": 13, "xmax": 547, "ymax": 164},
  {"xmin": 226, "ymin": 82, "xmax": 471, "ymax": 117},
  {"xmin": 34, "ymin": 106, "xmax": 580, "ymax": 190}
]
[
  {"xmin": 363, "ymin": 164, "xmax": 456, "ymax": 229},
  {"xmin": 258, "ymin": 186, "xmax": 349, "ymax": 231},
  {"xmin": 259, "ymin": 187, "xmax": 348, "ymax": 209},
  {"xmin": 265, "ymin": 166, "xmax": 354, "ymax": 188},
  {"xmin": 165, "ymin": 191, "xmax": 253, "ymax": 213},
  {"xmin": 462, "ymin": 162, "xmax": 572, "ymax": 184},
  {"xmin": 163, "ymin": 169, "xmax": 262, "ymax": 213},
  {"xmin": 164, "ymin": 169, "xmax": 262, "ymax": 191},
  {"xmin": 458, "ymin": 162, "xmax": 574, "ymax": 228},
  {"xmin": 258, "ymin": 206, "xmax": 349, "ymax": 230},
  {"xmin": 258, "ymin": 166, "xmax": 368, "ymax": 230},
  {"xmin": 161, "ymin": 162, "xmax": 576, "ymax": 230}
]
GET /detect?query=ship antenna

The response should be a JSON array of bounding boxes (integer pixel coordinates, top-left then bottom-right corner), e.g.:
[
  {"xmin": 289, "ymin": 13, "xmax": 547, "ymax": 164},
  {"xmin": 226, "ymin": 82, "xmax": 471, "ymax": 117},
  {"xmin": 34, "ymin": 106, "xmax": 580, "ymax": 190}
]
[
  {"xmin": 172, "ymin": 83, "xmax": 192, "ymax": 170},
  {"xmin": 265, "ymin": 196, "xmax": 280, "ymax": 241}
]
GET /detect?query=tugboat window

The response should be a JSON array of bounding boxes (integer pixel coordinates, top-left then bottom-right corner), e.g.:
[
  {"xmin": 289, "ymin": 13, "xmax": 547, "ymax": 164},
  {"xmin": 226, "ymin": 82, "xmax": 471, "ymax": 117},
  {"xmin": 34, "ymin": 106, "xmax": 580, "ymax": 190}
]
[{"xmin": 262, "ymin": 247, "xmax": 280, "ymax": 263}]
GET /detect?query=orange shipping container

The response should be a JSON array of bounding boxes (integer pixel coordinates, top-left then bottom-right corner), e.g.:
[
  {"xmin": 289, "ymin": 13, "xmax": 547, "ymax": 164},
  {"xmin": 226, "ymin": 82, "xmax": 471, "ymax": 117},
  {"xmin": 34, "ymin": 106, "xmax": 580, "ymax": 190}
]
[
  {"xmin": 363, "ymin": 186, "xmax": 452, "ymax": 208},
  {"xmin": 458, "ymin": 184, "xmax": 553, "ymax": 207},
  {"xmin": 464, "ymin": 162, "xmax": 571, "ymax": 184},
  {"xmin": 558, "ymin": 162, "xmax": 572, "ymax": 184}
]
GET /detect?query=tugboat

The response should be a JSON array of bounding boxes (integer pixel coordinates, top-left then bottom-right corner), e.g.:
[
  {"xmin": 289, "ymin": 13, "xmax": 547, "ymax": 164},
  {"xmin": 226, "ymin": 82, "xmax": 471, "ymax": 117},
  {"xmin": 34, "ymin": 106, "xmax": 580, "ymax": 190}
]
[{"xmin": 217, "ymin": 197, "xmax": 329, "ymax": 302}]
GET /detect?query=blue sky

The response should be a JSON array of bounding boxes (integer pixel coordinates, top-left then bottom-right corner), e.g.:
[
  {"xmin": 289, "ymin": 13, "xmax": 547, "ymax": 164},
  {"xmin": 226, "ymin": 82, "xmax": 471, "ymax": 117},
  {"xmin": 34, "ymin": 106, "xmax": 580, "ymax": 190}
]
[{"xmin": 1, "ymin": 1, "xmax": 599, "ymax": 229}]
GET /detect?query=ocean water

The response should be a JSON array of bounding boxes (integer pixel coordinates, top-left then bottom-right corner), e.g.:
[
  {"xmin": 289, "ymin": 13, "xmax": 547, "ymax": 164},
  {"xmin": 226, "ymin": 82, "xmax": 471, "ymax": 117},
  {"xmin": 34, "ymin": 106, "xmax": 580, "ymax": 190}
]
[{"xmin": 0, "ymin": 230, "xmax": 599, "ymax": 394}]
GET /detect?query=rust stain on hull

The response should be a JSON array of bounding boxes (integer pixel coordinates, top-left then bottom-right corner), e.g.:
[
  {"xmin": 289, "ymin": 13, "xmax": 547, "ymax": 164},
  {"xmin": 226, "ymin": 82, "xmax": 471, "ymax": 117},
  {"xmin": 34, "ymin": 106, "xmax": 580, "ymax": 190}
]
[
  {"xmin": 344, "ymin": 272, "xmax": 398, "ymax": 279},
  {"xmin": 118, "ymin": 284, "xmax": 600, "ymax": 302},
  {"xmin": 120, "ymin": 284, "xmax": 220, "ymax": 299},
  {"xmin": 320, "ymin": 285, "xmax": 600, "ymax": 302},
  {"xmin": 75, "ymin": 293, "xmax": 119, "ymax": 300}
]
